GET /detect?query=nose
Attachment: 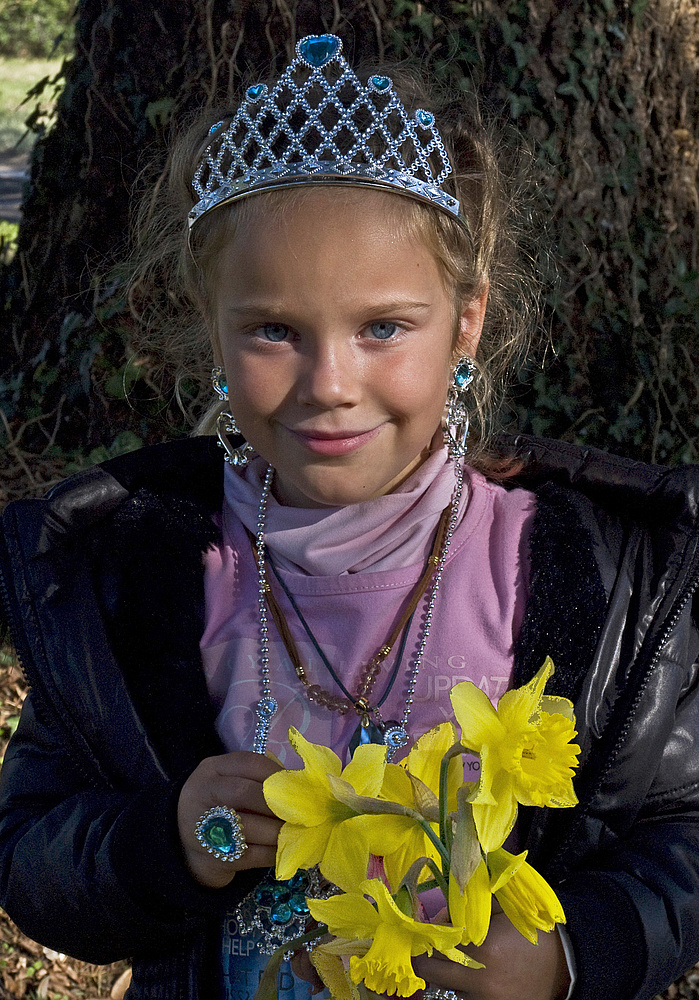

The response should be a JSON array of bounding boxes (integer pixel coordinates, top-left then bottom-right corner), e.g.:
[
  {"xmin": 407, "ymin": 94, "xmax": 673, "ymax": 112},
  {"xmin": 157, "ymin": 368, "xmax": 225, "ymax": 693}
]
[{"xmin": 296, "ymin": 339, "xmax": 361, "ymax": 409}]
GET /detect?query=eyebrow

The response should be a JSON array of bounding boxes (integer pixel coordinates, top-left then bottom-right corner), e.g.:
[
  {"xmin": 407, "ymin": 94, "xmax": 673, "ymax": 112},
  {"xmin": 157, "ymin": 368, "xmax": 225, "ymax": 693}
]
[{"xmin": 224, "ymin": 299, "xmax": 433, "ymax": 317}]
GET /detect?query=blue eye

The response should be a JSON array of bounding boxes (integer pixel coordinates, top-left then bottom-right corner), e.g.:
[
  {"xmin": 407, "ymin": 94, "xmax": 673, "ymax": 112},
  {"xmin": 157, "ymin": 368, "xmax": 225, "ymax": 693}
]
[
  {"xmin": 257, "ymin": 323, "xmax": 289, "ymax": 342},
  {"xmin": 370, "ymin": 322, "xmax": 399, "ymax": 340}
]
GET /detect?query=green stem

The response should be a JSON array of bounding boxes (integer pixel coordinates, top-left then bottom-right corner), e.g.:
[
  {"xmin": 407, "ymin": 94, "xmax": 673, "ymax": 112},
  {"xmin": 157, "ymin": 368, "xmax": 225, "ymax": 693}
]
[
  {"xmin": 415, "ymin": 879, "xmax": 440, "ymax": 893},
  {"xmin": 417, "ymin": 816, "xmax": 451, "ymax": 878},
  {"xmin": 424, "ymin": 857, "xmax": 449, "ymax": 899}
]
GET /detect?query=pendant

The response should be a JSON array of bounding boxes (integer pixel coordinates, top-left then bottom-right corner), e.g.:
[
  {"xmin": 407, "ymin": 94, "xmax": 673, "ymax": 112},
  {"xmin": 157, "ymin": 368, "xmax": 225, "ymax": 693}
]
[
  {"xmin": 383, "ymin": 722, "xmax": 409, "ymax": 761},
  {"xmin": 348, "ymin": 717, "xmax": 385, "ymax": 756},
  {"xmin": 252, "ymin": 697, "xmax": 278, "ymax": 755}
]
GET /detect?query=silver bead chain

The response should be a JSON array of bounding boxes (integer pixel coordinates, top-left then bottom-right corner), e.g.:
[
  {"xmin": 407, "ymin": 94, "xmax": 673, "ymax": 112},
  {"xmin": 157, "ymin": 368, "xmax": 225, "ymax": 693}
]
[
  {"xmin": 251, "ymin": 460, "xmax": 464, "ymax": 757},
  {"xmin": 252, "ymin": 465, "xmax": 277, "ymax": 754},
  {"xmin": 380, "ymin": 459, "xmax": 464, "ymax": 759}
]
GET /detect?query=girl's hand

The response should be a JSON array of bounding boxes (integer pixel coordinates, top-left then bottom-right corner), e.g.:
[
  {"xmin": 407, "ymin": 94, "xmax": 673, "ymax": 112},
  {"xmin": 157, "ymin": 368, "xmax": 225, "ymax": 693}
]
[
  {"xmin": 177, "ymin": 751, "xmax": 283, "ymax": 888},
  {"xmin": 413, "ymin": 906, "xmax": 570, "ymax": 1000}
]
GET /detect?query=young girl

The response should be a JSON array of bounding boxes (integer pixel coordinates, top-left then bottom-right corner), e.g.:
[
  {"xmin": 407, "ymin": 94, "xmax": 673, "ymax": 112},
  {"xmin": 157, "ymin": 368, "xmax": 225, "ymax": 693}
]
[{"xmin": 1, "ymin": 33, "xmax": 699, "ymax": 1000}]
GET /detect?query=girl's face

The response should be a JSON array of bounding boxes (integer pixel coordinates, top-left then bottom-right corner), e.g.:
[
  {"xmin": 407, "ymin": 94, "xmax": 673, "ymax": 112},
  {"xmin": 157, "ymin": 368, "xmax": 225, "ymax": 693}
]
[{"xmin": 212, "ymin": 189, "xmax": 485, "ymax": 507}]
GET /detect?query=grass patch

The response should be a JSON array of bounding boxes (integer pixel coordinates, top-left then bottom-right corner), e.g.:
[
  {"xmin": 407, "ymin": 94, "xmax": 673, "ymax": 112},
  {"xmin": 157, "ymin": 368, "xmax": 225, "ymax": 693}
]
[{"xmin": 0, "ymin": 56, "xmax": 62, "ymax": 152}]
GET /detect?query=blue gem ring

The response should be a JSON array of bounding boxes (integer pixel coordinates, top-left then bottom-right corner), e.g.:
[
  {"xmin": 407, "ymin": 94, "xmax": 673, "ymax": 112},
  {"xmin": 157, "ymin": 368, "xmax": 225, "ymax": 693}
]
[{"xmin": 194, "ymin": 806, "xmax": 248, "ymax": 862}]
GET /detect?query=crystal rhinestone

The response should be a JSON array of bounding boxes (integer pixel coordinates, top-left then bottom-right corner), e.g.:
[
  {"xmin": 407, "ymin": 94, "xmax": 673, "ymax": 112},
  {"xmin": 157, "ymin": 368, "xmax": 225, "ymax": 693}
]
[
  {"xmin": 208, "ymin": 120, "xmax": 225, "ymax": 135},
  {"xmin": 256, "ymin": 697, "xmax": 278, "ymax": 718},
  {"xmin": 290, "ymin": 894, "xmax": 310, "ymax": 915},
  {"xmin": 383, "ymin": 724, "xmax": 409, "ymax": 750},
  {"xmin": 297, "ymin": 33, "xmax": 342, "ymax": 68},
  {"xmin": 246, "ymin": 83, "xmax": 267, "ymax": 102},
  {"xmin": 454, "ymin": 358, "xmax": 475, "ymax": 389},
  {"xmin": 369, "ymin": 75, "xmax": 393, "ymax": 93},
  {"xmin": 200, "ymin": 816, "xmax": 236, "ymax": 852},
  {"xmin": 254, "ymin": 886, "xmax": 275, "ymax": 907},
  {"xmin": 415, "ymin": 109, "xmax": 435, "ymax": 128},
  {"xmin": 270, "ymin": 901, "xmax": 293, "ymax": 924},
  {"xmin": 289, "ymin": 871, "xmax": 310, "ymax": 891}
]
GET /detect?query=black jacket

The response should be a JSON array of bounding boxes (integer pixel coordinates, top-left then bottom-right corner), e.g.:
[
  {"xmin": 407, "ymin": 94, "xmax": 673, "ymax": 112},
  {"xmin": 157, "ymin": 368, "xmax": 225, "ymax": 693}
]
[{"xmin": 0, "ymin": 434, "xmax": 698, "ymax": 1000}]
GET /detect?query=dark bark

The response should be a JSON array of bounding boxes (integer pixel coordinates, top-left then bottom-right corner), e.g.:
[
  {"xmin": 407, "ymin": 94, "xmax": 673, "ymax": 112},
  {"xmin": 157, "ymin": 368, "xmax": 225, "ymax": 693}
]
[{"xmin": 0, "ymin": 0, "xmax": 392, "ymax": 449}]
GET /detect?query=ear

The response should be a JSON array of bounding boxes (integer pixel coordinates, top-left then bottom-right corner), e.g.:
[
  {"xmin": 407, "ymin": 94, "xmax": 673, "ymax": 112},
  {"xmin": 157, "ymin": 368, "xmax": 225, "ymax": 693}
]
[{"xmin": 454, "ymin": 284, "xmax": 489, "ymax": 359}]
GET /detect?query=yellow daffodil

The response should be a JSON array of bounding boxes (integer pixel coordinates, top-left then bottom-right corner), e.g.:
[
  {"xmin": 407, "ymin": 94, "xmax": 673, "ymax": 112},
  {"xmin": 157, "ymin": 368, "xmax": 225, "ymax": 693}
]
[
  {"xmin": 308, "ymin": 879, "xmax": 480, "ymax": 998},
  {"xmin": 488, "ymin": 847, "xmax": 566, "ymax": 944},
  {"xmin": 262, "ymin": 728, "xmax": 387, "ymax": 885},
  {"xmin": 450, "ymin": 658, "xmax": 580, "ymax": 851},
  {"xmin": 448, "ymin": 858, "xmax": 492, "ymax": 946},
  {"xmin": 348, "ymin": 723, "xmax": 462, "ymax": 892}
]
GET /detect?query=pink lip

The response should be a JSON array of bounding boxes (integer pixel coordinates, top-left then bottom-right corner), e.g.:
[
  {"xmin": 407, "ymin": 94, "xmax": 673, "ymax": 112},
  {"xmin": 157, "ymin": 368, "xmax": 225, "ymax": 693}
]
[{"xmin": 286, "ymin": 425, "xmax": 383, "ymax": 456}]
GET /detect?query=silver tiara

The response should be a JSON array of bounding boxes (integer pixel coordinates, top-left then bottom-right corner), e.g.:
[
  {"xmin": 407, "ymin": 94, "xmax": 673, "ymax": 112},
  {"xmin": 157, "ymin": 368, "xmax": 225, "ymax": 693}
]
[{"xmin": 188, "ymin": 33, "xmax": 464, "ymax": 229}]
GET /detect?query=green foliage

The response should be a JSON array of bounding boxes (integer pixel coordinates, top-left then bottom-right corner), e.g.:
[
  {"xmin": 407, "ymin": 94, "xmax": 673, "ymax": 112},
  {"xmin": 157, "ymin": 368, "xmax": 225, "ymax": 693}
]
[
  {"xmin": 389, "ymin": 0, "xmax": 699, "ymax": 465},
  {"xmin": 1, "ymin": 0, "xmax": 698, "ymax": 480},
  {"xmin": 0, "ymin": 221, "xmax": 18, "ymax": 265},
  {"xmin": 0, "ymin": 0, "xmax": 74, "ymax": 59}
]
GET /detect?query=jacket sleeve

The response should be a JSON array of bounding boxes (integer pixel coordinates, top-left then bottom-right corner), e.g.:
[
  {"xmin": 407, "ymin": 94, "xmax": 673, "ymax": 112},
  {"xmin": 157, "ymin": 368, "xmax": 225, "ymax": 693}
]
[
  {"xmin": 552, "ymin": 604, "xmax": 699, "ymax": 1000},
  {"xmin": 0, "ymin": 690, "xmax": 261, "ymax": 965}
]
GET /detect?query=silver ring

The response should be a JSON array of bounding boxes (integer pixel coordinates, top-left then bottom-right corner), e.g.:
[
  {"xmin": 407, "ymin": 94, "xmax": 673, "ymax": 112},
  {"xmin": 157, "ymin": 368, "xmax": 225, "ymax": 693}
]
[
  {"xmin": 194, "ymin": 806, "xmax": 248, "ymax": 861},
  {"xmin": 423, "ymin": 991, "xmax": 463, "ymax": 1000}
]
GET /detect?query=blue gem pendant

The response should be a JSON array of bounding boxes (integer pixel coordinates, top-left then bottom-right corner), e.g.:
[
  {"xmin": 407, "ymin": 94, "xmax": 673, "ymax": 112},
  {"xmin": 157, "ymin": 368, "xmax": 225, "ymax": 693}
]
[
  {"xmin": 252, "ymin": 696, "xmax": 278, "ymax": 754},
  {"xmin": 444, "ymin": 357, "xmax": 477, "ymax": 459},
  {"xmin": 296, "ymin": 33, "xmax": 342, "ymax": 68}
]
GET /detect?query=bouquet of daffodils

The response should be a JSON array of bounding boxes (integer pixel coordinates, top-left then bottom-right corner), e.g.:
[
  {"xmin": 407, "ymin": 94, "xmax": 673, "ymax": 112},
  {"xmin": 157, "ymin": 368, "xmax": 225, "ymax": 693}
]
[{"xmin": 259, "ymin": 658, "xmax": 579, "ymax": 999}]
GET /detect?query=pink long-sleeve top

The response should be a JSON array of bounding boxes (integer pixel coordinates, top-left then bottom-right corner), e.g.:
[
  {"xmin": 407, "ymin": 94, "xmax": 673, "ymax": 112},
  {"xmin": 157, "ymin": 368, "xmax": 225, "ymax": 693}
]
[{"xmin": 200, "ymin": 446, "xmax": 535, "ymax": 767}]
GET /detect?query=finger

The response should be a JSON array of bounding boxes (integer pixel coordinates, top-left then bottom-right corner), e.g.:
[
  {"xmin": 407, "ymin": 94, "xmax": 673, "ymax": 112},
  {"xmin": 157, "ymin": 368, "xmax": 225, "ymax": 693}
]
[
  {"xmin": 291, "ymin": 949, "xmax": 325, "ymax": 994},
  {"xmin": 211, "ymin": 751, "xmax": 283, "ymax": 781},
  {"xmin": 234, "ymin": 812, "xmax": 283, "ymax": 847},
  {"xmin": 413, "ymin": 952, "xmax": 482, "ymax": 994},
  {"xmin": 200, "ymin": 774, "xmax": 282, "ymax": 819}
]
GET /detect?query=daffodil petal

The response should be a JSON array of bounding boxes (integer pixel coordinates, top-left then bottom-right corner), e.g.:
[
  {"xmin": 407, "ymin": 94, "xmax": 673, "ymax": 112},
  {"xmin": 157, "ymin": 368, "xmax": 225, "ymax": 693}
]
[
  {"xmin": 287, "ymin": 727, "xmax": 343, "ymax": 779},
  {"xmin": 310, "ymin": 947, "xmax": 360, "ymax": 1000},
  {"xmin": 472, "ymin": 767, "xmax": 518, "ymax": 852},
  {"xmin": 449, "ymin": 860, "xmax": 491, "ymax": 946},
  {"xmin": 275, "ymin": 820, "xmax": 334, "ymax": 880},
  {"xmin": 497, "ymin": 658, "xmax": 554, "ymax": 732},
  {"xmin": 440, "ymin": 946, "xmax": 485, "ymax": 970},
  {"xmin": 320, "ymin": 817, "xmax": 372, "ymax": 891},
  {"xmin": 487, "ymin": 847, "xmax": 528, "ymax": 893},
  {"xmin": 342, "ymin": 743, "xmax": 387, "ymax": 797},
  {"xmin": 450, "ymin": 681, "xmax": 503, "ymax": 750},
  {"xmin": 307, "ymin": 891, "xmax": 380, "ymax": 940},
  {"xmin": 494, "ymin": 857, "xmax": 565, "ymax": 944},
  {"xmin": 541, "ymin": 694, "xmax": 575, "ymax": 720},
  {"xmin": 406, "ymin": 723, "xmax": 459, "ymax": 798},
  {"xmin": 263, "ymin": 769, "xmax": 338, "ymax": 825},
  {"xmin": 380, "ymin": 763, "xmax": 414, "ymax": 805}
]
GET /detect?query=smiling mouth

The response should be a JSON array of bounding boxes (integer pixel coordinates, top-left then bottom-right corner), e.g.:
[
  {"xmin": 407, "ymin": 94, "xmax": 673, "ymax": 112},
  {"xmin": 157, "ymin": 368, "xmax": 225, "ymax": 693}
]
[{"xmin": 285, "ymin": 425, "xmax": 383, "ymax": 456}]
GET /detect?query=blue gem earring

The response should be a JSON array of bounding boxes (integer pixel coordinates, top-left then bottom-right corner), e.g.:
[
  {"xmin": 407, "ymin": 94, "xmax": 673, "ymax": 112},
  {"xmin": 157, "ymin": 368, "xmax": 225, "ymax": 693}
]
[
  {"xmin": 211, "ymin": 366, "xmax": 254, "ymax": 467},
  {"xmin": 444, "ymin": 356, "xmax": 477, "ymax": 458}
]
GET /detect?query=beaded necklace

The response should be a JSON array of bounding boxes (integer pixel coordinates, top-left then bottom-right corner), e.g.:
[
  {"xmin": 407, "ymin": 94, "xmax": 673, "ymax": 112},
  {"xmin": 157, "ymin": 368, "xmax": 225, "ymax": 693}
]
[{"xmin": 251, "ymin": 461, "xmax": 464, "ymax": 759}]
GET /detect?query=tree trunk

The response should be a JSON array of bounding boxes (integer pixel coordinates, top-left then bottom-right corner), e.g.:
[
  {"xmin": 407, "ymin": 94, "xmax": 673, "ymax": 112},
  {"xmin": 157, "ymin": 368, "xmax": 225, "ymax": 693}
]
[{"xmin": 1, "ymin": 0, "xmax": 698, "ymax": 465}]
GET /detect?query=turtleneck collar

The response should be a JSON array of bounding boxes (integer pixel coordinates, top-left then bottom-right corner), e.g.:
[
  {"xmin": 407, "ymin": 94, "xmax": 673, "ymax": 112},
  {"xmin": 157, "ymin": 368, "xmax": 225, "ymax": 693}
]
[{"xmin": 222, "ymin": 445, "xmax": 468, "ymax": 576}]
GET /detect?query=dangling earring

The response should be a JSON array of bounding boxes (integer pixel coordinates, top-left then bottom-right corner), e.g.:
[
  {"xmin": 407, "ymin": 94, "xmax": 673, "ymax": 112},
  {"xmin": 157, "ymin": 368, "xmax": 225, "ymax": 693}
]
[
  {"xmin": 444, "ymin": 356, "xmax": 477, "ymax": 458},
  {"xmin": 211, "ymin": 366, "xmax": 254, "ymax": 467}
]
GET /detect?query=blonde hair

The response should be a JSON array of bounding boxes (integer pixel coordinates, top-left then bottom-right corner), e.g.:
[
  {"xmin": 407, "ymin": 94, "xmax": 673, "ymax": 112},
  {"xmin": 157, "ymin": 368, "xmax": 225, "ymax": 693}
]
[{"xmin": 128, "ymin": 65, "xmax": 539, "ymax": 476}]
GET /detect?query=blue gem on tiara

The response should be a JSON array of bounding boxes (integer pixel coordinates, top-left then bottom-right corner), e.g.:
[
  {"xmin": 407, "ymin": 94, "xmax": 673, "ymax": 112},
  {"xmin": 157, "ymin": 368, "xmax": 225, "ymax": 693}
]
[
  {"xmin": 369, "ymin": 74, "xmax": 393, "ymax": 94},
  {"xmin": 246, "ymin": 83, "xmax": 267, "ymax": 102},
  {"xmin": 415, "ymin": 108, "xmax": 435, "ymax": 128},
  {"xmin": 454, "ymin": 358, "xmax": 476, "ymax": 389},
  {"xmin": 296, "ymin": 33, "xmax": 342, "ymax": 68},
  {"xmin": 208, "ymin": 120, "xmax": 225, "ymax": 135}
]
